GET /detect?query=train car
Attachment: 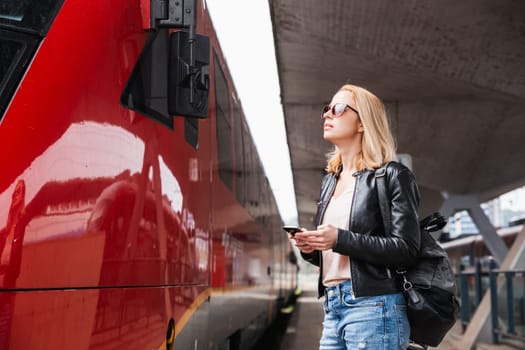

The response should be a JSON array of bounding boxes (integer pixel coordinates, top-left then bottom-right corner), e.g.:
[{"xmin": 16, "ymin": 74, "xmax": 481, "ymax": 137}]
[{"xmin": 0, "ymin": 0, "xmax": 297, "ymax": 349}]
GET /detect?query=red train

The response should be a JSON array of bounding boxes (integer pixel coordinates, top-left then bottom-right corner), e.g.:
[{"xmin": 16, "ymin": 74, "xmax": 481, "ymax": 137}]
[{"xmin": 0, "ymin": 0, "xmax": 296, "ymax": 349}]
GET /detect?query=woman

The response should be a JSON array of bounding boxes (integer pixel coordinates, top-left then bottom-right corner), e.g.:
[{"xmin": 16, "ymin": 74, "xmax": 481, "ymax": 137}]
[{"xmin": 293, "ymin": 84, "xmax": 421, "ymax": 349}]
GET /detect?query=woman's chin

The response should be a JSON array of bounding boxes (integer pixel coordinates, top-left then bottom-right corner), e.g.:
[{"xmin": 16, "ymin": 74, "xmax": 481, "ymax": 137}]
[{"xmin": 323, "ymin": 132, "xmax": 338, "ymax": 142}]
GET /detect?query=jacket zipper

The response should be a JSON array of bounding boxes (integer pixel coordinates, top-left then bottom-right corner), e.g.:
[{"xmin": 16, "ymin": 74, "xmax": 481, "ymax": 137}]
[
  {"xmin": 317, "ymin": 174, "xmax": 336, "ymax": 297},
  {"xmin": 348, "ymin": 174, "xmax": 358, "ymax": 297},
  {"xmin": 317, "ymin": 174, "xmax": 336, "ymax": 225}
]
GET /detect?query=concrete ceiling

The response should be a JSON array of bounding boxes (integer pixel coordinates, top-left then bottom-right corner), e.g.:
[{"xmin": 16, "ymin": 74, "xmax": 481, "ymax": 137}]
[{"xmin": 269, "ymin": 0, "xmax": 525, "ymax": 227}]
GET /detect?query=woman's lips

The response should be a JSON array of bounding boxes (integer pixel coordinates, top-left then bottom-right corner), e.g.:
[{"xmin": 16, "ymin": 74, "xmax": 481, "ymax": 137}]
[{"xmin": 324, "ymin": 123, "xmax": 333, "ymax": 130}]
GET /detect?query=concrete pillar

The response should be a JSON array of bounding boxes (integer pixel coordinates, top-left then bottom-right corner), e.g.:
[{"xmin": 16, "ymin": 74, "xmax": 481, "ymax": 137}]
[{"xmin": 440, "ymin": 193, "xmax": 508, "ymax": 265}]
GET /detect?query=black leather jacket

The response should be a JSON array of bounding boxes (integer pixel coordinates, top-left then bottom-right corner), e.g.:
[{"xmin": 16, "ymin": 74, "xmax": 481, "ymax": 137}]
[{"xmin": 301, "ymin": 161, "xmax": 421, "ymax": 298}]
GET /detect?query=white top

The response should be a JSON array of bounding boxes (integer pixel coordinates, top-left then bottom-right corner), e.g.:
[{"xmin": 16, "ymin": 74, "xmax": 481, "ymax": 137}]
[{"xmin": 321, "ymin": 177, "xmax": 355, "ymax": 286}]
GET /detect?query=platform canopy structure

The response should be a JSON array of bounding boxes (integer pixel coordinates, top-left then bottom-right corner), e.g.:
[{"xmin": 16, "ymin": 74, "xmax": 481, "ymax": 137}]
[{"xmin": 270, "ymin": 0, "xmax": 525, "ymax": 239}]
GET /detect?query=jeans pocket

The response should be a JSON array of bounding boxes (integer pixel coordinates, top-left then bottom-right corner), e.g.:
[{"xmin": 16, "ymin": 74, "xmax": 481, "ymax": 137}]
[
  {"xmin": 394, "ymin": 304, "xmax": 410, "ymax": 347},
  {"xmin": 341, "ymin": 292, "xmax": 385, "ymax": 308}
]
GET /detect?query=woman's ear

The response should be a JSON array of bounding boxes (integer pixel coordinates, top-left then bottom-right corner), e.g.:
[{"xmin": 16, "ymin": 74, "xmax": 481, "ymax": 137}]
[{"xmin": 358, "ymin": 123, "xmax": 364, "ymax": 132}]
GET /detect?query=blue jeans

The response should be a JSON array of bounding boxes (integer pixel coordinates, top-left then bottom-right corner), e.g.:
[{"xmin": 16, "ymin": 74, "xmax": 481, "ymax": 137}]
[{"xmin": 320, "ymin": 280, "xmax": 410, "ymax": 350}]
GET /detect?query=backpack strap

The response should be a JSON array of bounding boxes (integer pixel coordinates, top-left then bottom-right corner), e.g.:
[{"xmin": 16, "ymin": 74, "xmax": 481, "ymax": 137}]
[{"xmin": 375, "ymin": 163, "xmax": 391, "ymax": 236}]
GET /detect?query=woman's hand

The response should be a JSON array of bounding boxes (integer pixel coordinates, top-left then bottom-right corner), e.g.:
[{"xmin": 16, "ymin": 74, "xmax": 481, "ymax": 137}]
[
  {"xmin": 288, "ymin": 230, "xmax": 315, "ymax": 253},
  {"xmin": 294, "ymin": 238, "xmax": 315, "ymax": 254},
  {"xmin": 294, "ymin": 224, "xmax": 338, "ymax": 251}
]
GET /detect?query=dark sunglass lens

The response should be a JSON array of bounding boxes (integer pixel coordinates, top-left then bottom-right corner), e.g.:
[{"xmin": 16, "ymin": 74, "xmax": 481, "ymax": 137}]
[{"xmin": 321, "ymin": 105, "xmax": 330, "ymax": 119}]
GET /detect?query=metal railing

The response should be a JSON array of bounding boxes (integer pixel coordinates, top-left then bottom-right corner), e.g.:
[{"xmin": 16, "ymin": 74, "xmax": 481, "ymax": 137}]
[
  {"xmin": 458, "ymin": 259, "xmax": 525, "ymax": 345},
  {"xmin": 489, "ymin": 267, "xmax": 525, "ymax": 344},
  {"xmin": 458, "ymin": 261, "xmax": 489, "ymax": 331}
]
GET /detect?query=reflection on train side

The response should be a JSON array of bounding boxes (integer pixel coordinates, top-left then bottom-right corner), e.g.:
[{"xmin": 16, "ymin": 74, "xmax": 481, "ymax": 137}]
[
  {"xmin": 0, "ymin": 180, "xmax": 25, "ymax": 288},
  {"xmin": 0, "ymin": 121, "xmax": 145, "ymax": 230},
  {"xmin": 0, "ymin": 121, "xmax": 207, "ymax": 289},
  {"xmin": 0, "ymin": 120, "xmax": 211, "ymax": 348}
]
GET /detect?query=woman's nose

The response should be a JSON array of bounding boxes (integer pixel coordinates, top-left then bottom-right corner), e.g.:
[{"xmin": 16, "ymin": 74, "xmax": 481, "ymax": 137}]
[{"xmin": 322, "ymin": 112, "xmax": 334, "ymax": 120}]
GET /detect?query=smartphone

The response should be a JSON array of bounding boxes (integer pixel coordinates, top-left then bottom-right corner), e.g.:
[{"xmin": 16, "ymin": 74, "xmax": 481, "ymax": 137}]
[{"xmin": 283, "ymin": 225, "xmax": 302, "ymax": 236}]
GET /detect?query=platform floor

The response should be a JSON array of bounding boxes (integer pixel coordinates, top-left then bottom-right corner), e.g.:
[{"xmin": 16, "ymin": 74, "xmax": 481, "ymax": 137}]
[
  {"xmin": 281, "ymin": 290, "xmax": 323, "ymax": 350},
  {"xmin": 279, "ymin": 283, "xmax": 520, "ymax": 350}
]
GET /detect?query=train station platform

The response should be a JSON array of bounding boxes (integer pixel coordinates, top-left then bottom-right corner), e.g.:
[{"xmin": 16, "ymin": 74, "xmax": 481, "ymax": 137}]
[
  {"xmin": 280, "ymin": 289, "xmax": 323, "ymax": 350},
  {"xmin": 279, "ymin": 276, "xmax": 521, "ymax": 350}
]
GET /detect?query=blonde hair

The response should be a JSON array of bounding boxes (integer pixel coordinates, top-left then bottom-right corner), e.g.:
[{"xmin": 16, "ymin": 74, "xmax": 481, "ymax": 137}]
[{"xmin": 326, "ymin": 84, "xmax": 397, "ymax": 173}]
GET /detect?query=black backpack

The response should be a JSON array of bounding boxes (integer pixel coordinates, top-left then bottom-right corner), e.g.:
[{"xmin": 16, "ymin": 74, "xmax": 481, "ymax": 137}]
[{"xmin": 376, "ymin": 165, "xmax": 460, "ymax": 347}]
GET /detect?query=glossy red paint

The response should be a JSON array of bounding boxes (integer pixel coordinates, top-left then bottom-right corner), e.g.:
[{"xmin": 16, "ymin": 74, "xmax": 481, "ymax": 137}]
[
  {"xmin": 0, "ymin": 0, "xmax": 295, "ymax": 349},
  {"xmin": 0, "ymin": 0, "xmax": 210, "ymax": 290}
]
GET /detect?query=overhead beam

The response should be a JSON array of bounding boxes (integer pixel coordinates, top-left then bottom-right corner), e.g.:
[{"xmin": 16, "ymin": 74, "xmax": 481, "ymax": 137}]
[{"xmin": 440, "ymin": 193, "xmax": 508, "ymax": 264}]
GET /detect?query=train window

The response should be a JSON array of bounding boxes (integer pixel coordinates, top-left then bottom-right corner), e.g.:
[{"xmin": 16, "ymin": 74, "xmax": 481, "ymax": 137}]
[
  {"xmin": 258, "ymin": 178, "xmax": 270, "ymax": 225},
  {"xmin": 243, "ymin": 128, "xmax": 254, "ymax": 206},
  {"xmin": 252, "ymin": 149, "xmax": 264, "ymax": 217},
  {"xmin": 244, "ymin": 135, "xmax": 262, "ymax": 217},
  {"xmin": 121, "ymin": 30, "xmax": 173, "ymax": 128},
  {"xmin": 214, "ymin": 53, "xmax": 233, "ymax": 191},
  {"xmin": 0, "ymin": 0, "xmax": 64, "ymax": 36},
  {"xmin": 252, "ymin": 145, "xmax": 263, "ymax": 200},
  {"xmin": 0, "ymin": 39, "xmax": 23, "ymax": 106},
  {"xmin": 233, "ymin": 105, "xmax": 244, "ymax": 204},
  {"xmin": 0, "ymin": 1, "xmax": 63, "ymax": 121},
  {"xmin": 0, "ymin": 30, "xmax": 38, "ymax": 121}
]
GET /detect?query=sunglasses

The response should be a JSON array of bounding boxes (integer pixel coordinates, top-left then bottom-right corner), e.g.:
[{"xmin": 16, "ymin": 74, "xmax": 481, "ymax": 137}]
[{"xmin": 321, "ymin": 103, "xmax": 359, "ymax": 120}]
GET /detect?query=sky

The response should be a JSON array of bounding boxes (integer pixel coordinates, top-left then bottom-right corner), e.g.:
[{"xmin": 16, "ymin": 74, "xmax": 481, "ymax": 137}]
[
  {"xmin": 500, "ymin": 187, "xmax": 525, "ymax": 212},
  {"xmin": 205, "ymin": 0, "xmax": 298, "ymax": 225}
]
